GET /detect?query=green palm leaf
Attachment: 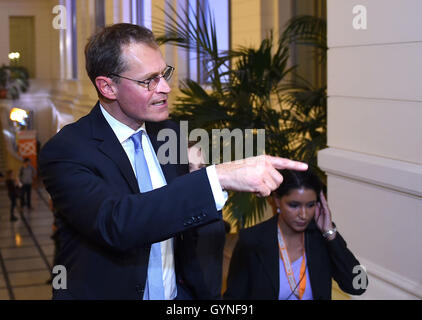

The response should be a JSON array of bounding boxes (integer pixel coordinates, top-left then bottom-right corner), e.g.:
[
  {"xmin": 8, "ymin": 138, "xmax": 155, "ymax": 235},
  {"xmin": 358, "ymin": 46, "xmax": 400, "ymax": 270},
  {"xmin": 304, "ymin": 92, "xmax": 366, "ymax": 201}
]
[{"xmin": 155, "ymin": 4, "xmax": 327, "ymax": 228}]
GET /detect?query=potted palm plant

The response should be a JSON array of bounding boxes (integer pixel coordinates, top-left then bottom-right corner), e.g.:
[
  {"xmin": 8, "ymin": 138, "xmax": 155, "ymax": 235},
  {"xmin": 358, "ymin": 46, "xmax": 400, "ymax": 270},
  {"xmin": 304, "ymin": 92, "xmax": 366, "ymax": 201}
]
[
  {"xmin": 0, "ymin": 65, "xmax": 30, "ymax": 99},
  {"xmin": 156, "ymin": 6, "xmax": 327, "ymax": 228}
]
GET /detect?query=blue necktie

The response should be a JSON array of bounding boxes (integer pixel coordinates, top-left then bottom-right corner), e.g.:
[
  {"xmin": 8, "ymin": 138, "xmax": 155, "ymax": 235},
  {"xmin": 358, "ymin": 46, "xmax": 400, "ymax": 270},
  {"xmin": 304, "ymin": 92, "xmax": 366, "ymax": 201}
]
[{"xmin": 131, "ymin": 131, "xmax": 165, "ymax": 300}]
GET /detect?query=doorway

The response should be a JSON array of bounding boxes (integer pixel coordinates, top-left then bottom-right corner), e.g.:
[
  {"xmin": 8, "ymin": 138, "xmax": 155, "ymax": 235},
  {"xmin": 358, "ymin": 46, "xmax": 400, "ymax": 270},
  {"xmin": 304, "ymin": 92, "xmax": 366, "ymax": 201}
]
[{"xmin": 9, "ymin": 16, "xmax": 36, "ymax": 78}]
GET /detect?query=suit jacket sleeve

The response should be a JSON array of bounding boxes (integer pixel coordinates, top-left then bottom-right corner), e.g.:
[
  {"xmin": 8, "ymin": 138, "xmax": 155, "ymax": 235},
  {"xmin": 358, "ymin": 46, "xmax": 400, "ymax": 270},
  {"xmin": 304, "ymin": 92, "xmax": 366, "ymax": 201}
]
[
  {"xmin": 39, "ymin": 127, "xmax": 221, "ymax": 254},
  {"xmin": 325, "ymin": 230, "xmax": 368, "ymax": 295}
]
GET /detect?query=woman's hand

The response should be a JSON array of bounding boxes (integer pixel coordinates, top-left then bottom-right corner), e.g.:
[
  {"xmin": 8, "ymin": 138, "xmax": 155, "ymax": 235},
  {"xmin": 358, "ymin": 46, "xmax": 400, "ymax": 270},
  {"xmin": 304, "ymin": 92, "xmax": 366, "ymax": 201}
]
[{"xmin": 314, "ymin": 191, "xmax": 335, "ymax": 238}]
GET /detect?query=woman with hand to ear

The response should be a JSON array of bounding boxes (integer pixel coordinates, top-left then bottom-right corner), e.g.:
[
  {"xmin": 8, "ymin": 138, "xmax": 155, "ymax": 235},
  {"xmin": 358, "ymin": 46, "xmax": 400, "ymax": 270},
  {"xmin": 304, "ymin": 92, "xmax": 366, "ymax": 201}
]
[{"xmin": 224, "ymin": 169, "xmax": 367, "ymax": 300}]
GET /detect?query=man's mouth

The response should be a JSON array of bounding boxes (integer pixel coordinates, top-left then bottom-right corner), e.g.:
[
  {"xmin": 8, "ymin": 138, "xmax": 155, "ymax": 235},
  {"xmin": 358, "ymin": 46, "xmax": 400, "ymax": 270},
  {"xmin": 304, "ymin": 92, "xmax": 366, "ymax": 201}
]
[{"xmin": 151, "ymin": 99, "xmax": 167, "ymax": 106}]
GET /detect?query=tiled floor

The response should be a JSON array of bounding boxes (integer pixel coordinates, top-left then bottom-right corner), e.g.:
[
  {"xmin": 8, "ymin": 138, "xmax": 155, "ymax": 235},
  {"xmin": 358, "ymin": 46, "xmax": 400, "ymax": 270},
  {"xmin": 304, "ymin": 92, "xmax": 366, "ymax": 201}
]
[{"xmin": 0, "ymin": 185, "xmax": 55, "ymax": 300}]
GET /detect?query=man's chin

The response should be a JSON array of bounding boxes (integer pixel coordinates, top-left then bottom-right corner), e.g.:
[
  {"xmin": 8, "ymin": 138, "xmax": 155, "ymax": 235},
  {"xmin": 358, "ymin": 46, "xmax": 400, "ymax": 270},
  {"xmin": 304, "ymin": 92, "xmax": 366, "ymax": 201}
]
[{"xmin": 146, "ymin": 110, "xmax": 169, "ymax": 123}]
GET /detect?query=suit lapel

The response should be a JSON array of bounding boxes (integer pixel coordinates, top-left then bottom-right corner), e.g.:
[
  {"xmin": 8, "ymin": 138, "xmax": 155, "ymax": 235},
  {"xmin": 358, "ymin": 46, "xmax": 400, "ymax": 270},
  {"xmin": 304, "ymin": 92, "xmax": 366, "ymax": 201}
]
[
  {"xmin": 88, "ymin": 104, "xmax": 185, "ymax": 191},
  {"xmin": 146, "ymin": 121, "xmax": 185, "ymax": 184},
  {"xmin": 89, "ymin": 103, "xmax": 140, "ymax": 193},
  {"xmin": 256, "ymin": 215, "xmax": 280, "ymax": 296}
]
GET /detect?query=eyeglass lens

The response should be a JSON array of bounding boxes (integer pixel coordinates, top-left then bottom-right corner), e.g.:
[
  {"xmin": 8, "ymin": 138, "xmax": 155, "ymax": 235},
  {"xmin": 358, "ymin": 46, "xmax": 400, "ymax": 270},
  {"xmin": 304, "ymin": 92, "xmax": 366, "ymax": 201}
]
[{"xmin": 148, "ymin": 67, "xmax": 174, "ymax": 91}]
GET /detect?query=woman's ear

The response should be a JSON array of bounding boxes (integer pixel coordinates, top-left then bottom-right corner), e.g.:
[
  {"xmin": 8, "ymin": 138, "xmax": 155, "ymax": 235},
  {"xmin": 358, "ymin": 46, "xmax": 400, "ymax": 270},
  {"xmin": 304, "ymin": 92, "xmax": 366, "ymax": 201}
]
[
  {"xmin": 95, "ymin": 76, "xmax": 117, "ymax": 100},
  {"xmin": 273, "ymin": 195, "xmax": 281, "ymax": 208},
  {"xmin": 270, "ymin": 195, "xmax": 281, "ymax": 215}
]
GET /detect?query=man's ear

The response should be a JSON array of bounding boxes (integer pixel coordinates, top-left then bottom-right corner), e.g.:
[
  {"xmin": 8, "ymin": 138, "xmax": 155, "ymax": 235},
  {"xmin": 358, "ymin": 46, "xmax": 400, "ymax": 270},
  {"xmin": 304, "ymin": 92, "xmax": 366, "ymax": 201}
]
[{"xmin": 95, "ymin": 76, "xmax": 117, "ymax": 100}]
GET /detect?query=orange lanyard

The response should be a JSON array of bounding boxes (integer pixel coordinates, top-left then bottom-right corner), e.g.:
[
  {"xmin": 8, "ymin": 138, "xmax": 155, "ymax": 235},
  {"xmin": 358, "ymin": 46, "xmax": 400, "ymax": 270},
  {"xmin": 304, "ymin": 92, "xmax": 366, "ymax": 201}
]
[{"xmin": 277, "ymin": 225, "xmax": 307, "ymax": 299}]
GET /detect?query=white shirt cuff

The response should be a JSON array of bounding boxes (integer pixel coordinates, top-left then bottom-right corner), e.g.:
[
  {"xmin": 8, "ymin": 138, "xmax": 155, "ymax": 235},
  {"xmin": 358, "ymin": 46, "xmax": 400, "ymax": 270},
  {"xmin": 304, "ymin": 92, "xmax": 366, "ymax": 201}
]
[{"xmin": 206, "ymin": 165, "xmax": 228, "ymax": 211}]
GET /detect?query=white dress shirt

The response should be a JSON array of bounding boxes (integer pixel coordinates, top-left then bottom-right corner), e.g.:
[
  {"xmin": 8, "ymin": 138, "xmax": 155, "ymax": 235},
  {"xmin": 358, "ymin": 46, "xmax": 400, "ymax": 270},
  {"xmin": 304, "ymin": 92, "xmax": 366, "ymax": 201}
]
[{"xmin": 100, "ymin": 104, "xmax": 227, "ymax": 299}]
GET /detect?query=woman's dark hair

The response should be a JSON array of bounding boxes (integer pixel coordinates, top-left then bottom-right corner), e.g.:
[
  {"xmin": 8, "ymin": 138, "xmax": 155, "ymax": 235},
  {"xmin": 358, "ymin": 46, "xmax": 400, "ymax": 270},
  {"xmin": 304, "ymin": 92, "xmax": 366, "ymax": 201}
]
[
  {"xmin": 85, "ymin": 23, "xmax": 158, "ymax": 97},
  {"xmin": 274, "ymin": 169, "xmax": 322, "ymax": 199}
]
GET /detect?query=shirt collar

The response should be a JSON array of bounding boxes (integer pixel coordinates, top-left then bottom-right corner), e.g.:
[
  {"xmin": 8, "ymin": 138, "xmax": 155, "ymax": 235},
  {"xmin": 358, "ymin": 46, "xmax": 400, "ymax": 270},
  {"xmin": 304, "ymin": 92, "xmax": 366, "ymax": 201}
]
[{"xmin": 99, "ymin": 103, "xmax": 145, "ymax": 144}]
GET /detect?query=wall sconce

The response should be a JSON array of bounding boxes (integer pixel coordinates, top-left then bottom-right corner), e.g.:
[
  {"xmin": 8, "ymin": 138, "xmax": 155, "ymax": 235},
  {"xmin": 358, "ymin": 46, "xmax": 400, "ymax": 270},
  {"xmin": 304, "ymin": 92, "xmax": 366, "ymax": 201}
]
[
  {"xmin": 8, "ymin": 52, "xmax": 20, "ymax": 65},
  {"xmin": 10, "ymin": 107, "xmax": 28, "ymax": 126}
]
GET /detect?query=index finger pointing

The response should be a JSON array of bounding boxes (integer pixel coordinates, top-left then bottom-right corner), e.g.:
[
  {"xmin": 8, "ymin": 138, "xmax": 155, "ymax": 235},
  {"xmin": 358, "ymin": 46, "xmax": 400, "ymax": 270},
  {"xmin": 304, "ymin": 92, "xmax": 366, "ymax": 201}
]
[{"xmin": 268, "ymin": 156, "xmax": 308, "ymax": 171}]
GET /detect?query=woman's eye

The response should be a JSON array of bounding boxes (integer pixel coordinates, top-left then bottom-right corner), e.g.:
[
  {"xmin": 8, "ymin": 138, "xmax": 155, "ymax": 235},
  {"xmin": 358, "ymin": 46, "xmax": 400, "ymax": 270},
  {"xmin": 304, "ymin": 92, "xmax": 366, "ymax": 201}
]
[{"xmin": 288, "ymin": 203, "xmax": 299, "ymax": 209}]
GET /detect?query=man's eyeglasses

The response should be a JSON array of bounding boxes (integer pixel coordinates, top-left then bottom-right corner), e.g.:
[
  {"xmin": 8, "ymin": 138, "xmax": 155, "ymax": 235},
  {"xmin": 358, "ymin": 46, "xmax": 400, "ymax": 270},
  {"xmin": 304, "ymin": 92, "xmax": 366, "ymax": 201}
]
[{"xmin": 110, "ymin": 65, "xmax": 174, "ymax": 91}]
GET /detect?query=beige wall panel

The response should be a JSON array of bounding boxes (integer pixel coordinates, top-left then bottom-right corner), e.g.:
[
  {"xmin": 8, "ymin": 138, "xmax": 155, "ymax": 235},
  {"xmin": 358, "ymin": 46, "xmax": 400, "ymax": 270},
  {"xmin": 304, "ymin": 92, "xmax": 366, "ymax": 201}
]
[
  {"xmin": 328, "ymin": 43, "xmax": 422, "ymax": 101},
  {"xmin": 326, "ymin": 174, "xmax": 422, "ymax": 298},
  {"xmin": 151, "ymin": 0, "xmax": 166, "ymax": 34},
  {"xmin": 328, "ymin": 0, "xmax": 422, "ymax": 47},
  {"xmin": 49, "ymin": 0, "xmax": 61, "ymax": 81},
  {"xmin": 319, "ymin": 148, "xmax": 422, "ymax": 201},
  {"xmin": 105, "ymin": 0, "xmax": 114, "ymax": 25},
  {"xmin": 325, "ymin": 0, "xmax": 422, "ymax": 300},
  {"xmin": 231, "ymin": 0, "xmax": 261, "ymax": 48},
  {"xmin": 35, "ymin": 3, "xmax": 54, "ymax": 79},
  {"xmin": 327, "ymin": 97, "xmax": 422, "ymax": 164},
  {"xmin": 260, "ymin": 0, "xmax": 274, "ymax": 39},
  {"xmin": 76, "ymin": 0, "xmax": 95, "ymax": 82}
]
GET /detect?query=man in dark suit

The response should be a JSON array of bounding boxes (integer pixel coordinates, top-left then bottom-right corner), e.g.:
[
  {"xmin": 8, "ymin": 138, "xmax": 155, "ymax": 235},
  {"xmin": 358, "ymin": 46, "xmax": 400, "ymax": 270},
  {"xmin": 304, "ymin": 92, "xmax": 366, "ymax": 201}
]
[{"xmin": 40, "ymin": 23, "xmax": 308, "ymax": 299}]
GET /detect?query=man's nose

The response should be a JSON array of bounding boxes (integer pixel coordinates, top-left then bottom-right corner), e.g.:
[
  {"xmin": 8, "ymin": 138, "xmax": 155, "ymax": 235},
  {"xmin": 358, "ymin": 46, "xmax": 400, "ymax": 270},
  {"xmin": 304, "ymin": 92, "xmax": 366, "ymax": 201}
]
[{"xmin": 156, "ymin": 77, "xmax": 171, "ymax": 93}]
